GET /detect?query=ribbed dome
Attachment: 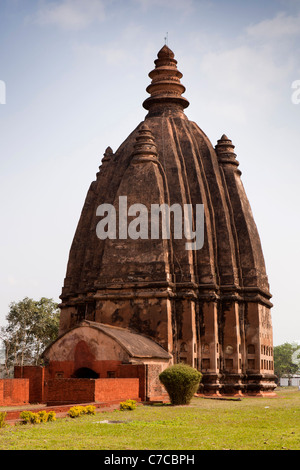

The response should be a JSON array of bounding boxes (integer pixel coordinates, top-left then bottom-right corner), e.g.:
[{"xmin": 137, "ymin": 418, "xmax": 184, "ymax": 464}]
[
  {"xmin": 59, "ymin": 45, "xmax": 275, "ymax": 395},
  {"xmin": 61, "ymin": 46, "xmax": 270, "ymax": 299}
]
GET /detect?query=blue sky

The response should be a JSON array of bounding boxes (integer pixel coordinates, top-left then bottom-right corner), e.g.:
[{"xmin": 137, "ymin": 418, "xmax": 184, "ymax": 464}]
[{"xmin": 0, "ymin": 0, "xmax": 300, "ymax": 346}]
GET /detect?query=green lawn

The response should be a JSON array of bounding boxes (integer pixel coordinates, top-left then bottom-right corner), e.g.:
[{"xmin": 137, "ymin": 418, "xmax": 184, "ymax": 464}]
[{"xmin": 0, "ymin": 388, "xmax": 299, "ymax": 450}]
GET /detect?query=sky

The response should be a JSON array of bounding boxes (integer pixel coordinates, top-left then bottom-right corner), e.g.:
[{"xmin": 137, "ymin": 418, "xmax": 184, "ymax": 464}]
[{"xmin": 0, "ymin": 0, "xmax": 299, "ymax": 347}]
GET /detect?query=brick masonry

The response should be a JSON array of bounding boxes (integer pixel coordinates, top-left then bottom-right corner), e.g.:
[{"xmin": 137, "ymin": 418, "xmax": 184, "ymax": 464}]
[
  {"xmin": 0, "ymin": 379, "xmax": 29, "ymax": 406},
  {"xmin": 46, "ymin": 378, "xmax": 139, "ymax": 406},
  {"xmin": 13, "ymin": 362, "xmax": 167, "ymax": 405},
  {"xmin": 14, "ymin": 366, "xmax": 45, "ymax": 403}
]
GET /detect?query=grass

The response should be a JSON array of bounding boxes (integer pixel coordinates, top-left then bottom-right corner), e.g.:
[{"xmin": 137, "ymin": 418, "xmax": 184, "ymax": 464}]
[{"xmin": 0, "ymin": 388, "xmax": 299, "ymax": 450}]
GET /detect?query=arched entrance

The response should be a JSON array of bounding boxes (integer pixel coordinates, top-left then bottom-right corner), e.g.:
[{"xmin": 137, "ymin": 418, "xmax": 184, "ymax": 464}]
[{"xmin": 73, "ymin": 367, "xmax": 99, "ymax": 378}]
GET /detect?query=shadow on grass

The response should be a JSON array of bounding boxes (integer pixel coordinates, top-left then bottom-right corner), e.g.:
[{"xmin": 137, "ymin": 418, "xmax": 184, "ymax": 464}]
[{"xmin": 143, "ymin": 402, "xmax": 173, "ymax": 407}]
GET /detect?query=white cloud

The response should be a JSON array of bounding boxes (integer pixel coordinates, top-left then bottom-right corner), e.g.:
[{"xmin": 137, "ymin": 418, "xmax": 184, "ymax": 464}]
[
  {"xmin": 188, "ymin": 4, "xmax": 300, "ymax": 130},
  {"xmin": 74, "ymin": 42, "xmax": 130, "ymax": 66},
  {"xmin": 72, "ymin": 24, "xmax": 144, "ymax": 67},
  {"xmin": 203, "ymin": 45, "xmax": 288, "ymax": 92},
  {"xmin": 32, "ymin": 0, "xmax": 105, "ymax": 30},
  {"xmin": 134, "ymin": 0, "xmax": 196, "ymax": 15},
  {"xmin": 246, "ymin": 11, "xmax": 300, "ymax": 39},
  {"xmin": 200, "ymin": 44, "xmax": 291, "ymax": 123}
]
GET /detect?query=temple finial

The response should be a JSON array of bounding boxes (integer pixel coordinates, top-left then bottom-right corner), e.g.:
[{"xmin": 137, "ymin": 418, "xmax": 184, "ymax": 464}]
[{"xmin": 143, "ymin": 45, "xmax": 189, "ymax": 117}]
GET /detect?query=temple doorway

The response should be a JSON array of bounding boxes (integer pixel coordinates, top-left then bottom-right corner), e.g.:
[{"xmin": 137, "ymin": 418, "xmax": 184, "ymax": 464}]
[{"xmin": 73, "ymin": 367, "xmax": 99, "ymax": 379}]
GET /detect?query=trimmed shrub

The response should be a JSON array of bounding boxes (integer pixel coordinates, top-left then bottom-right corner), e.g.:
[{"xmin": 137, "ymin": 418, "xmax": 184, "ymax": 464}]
[
  {"xmin": 0, "ymin": 412, "xmax": 6, "ymax": 428},
  {"xmin": 67, "ymin": 405, "xmax": 96, "ymax": 418},
  {"xmin": 20, "ymin": 411, "xmax": 37, "ymax": 424},
  {"xmin": 84, "ymin": 405, "xmax": 96, "ymax": 415},
  {"xmin": 38, "ymin": 410, "xmax": 48, "ymax": 423},
  {"xmin": 67, "ymin": 406, "xmax": 84, "ymax": 418},
  {"xmin": 19, "ymin": 410, "xmax": 56, "ymax": 424},
  {"xmin": 120, "ymin": 399, "xmax": 137, "ymax": 411},
  {"xmin": 159, "ymin": 364, "xmax": 202, "ymax": 405},
  {"xmin": 47, "ymin": 411, "xmax": 56, "ymax": 422}
]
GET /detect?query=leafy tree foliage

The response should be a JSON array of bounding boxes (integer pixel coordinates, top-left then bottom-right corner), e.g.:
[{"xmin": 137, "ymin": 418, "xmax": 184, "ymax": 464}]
[
  {"xmin": 0, "ymin": 297, "xmax": 59, "ymax": 374},
  {"xmin": 274, "ymin": 342, "xmax": 300, "ymax": 381}
]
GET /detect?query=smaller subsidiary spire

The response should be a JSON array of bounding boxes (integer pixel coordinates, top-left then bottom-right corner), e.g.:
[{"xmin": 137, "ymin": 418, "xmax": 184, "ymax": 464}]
[
  {"xmin": 143, "ymin": 45, "xmax": 189, "ymax": 117},
  {"xmin": 97, "ymin": 146, "xmax": 114, "ymax": 177},
  {"xmin": 215, "ymin": 134, "xmax": 240, "ymax": 170},
  {"xmin": 102, "ymin": 146, "xmax": 114, "ymax": 162},
  {"xmin": 131, "ymin": 123, "xmax": 158, "ymax": 164}
]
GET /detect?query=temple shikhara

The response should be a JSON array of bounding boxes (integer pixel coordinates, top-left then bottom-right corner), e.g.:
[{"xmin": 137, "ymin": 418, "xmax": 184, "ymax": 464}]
[{"xmin": 10, "ymin": 45, "xmax": 277, "ymax": 407}]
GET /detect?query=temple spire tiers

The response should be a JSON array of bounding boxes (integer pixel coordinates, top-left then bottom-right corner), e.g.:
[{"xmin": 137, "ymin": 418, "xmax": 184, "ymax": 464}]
[
  {"xmin": 143, "ymin": 45, "xmax": 189, "ymax": 118},
  {"xmin": 215, "ymin": 134, "xmax": 241, "ymax": 172},
  {"xmin": 102, "ymin": 146, "xmax": 114, "ymax": 163},
  {"xmin": 131, "ymin": 124, "xmax": 159, "ymax": 163},
  {"xmin": 96, "ymin": 146, "xmax": 114, "ymax": 178}
]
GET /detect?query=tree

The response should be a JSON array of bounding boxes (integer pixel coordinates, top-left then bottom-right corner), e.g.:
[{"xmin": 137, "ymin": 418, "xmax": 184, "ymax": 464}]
[
  {"xmin": 274, "ymin": 342, "xmax": 300, "ymax": 382},
  {"xmin": 0, "ymin": 297, "xmax": 60, "ymax": 374}
]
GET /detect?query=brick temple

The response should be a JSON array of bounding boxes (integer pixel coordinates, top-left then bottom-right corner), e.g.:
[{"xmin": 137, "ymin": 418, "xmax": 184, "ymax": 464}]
[{"xmin": 11, "ymin": 45, "xmax": 277, "ymax": 405}]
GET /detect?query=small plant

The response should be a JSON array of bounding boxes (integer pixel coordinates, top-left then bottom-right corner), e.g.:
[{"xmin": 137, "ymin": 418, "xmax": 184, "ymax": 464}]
[
  {"xmin": 0, "ymin": 412, "xmax": 6, "ymax": 428},
  {"xmin": 159, "ymin": 363, "xmax": 202, "ymax": 405},
  {"xmin": 47, "ymin": 411, "xmax": 56, "ymax": 422},
  {"xmin": 31, "ymin": 413, "xmax": 41, "ymax": 424},
  {"xmin": 84, "ymin": 405, "xmax": 96, "ymax": 415},
  {"xmin": 19, "ymin": 410, "xmax": 56, "ymax": 424},
  {"xmin": 67, "ymin": 405, "xmax": 96, "ymax": 418},
  {"xmin": 38, "ymin": 410, "xmax": 48, "ymax": 423},
  {"xmin": 20, "ymin": 411, "xmax": 36, "ymax": 424},
  {"xmin": 67, "ymin": 406, "xmax": 84, "ymax": 418},
  {"xmin": 120, "ymin": 399, "xmax": 137, "ymax": 411}
]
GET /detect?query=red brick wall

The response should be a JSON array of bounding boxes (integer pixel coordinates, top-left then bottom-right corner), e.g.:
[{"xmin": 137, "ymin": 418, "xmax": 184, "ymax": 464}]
[
  {"xmin": 117, "ymin": 363, "xmax": 168, "ymax": 402},
  {"xmin": 94, "ymin": 378, "xmax": 139, "ymax": 402},
  {"xmin": 46, "ymin": 378, "xmax": 140, "ymax": 405},
  {"xmin": 14, "ymin": 366, "xmax": 45, "ymax": 403},
  {"xmin": 13, "ymin": 363, "xmax": 142, "ymax": 404},
  {"xmin": 0, "ymin": 379, "xmax": 29, "ymax": 406},
  {"xmin": 11, "ymin": 362, "xmax": 168, "ymax": 404},
  {"xmin": 47, "ymin": 378, "xmax": 95, "ymax": 405},
  {"xmin": 117, "ymin": 364, "xmax": 146, "ymax": 400}
]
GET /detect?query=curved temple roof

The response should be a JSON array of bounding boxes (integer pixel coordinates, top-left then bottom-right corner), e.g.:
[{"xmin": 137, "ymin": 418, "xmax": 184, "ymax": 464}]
[
  {"xmin": 44, "ymin": 320, "xmax": 172, "ymax": 360},
  {"xmin": 83, "ymin": 321, "xmax": 172, "ymax": 359}
]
